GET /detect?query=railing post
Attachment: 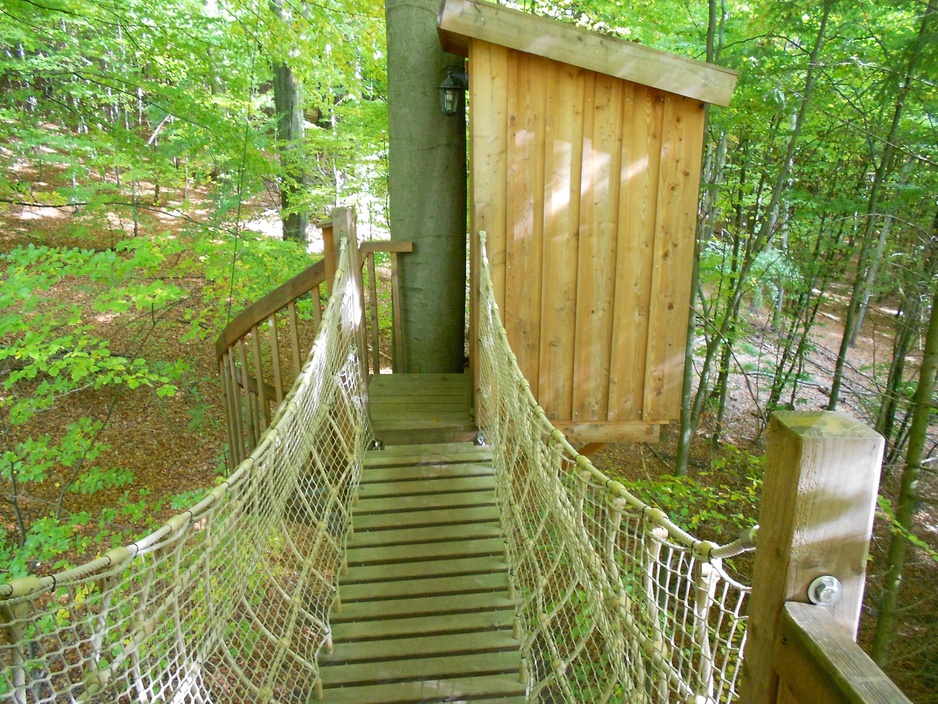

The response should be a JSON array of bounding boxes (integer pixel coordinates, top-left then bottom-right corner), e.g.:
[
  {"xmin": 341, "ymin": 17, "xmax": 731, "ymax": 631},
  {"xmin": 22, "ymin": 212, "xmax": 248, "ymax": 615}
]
[
  {"xmin": 322, "ymin": 221, "xmax": 337, "ymax": 297},
  {"xmin": 740, "ymin": 411, "xmax": 883, "ymax": 704},
  {"xmin": 332, "ymin": 208, "xmax": 369, "ymax": 406}
]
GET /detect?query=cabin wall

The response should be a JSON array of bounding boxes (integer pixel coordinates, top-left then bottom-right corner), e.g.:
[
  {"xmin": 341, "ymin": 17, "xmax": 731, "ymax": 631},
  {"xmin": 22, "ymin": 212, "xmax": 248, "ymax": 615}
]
[{"xmin": 469, "ymin": 40, "xmax": 705, "ymax": 440}]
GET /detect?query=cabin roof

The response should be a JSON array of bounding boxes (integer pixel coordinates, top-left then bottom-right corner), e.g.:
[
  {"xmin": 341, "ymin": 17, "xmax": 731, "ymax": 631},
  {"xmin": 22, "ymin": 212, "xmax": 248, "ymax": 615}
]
[{"xmin": 438, "ymin": 0, "xmax": 738, "ymax": 106}]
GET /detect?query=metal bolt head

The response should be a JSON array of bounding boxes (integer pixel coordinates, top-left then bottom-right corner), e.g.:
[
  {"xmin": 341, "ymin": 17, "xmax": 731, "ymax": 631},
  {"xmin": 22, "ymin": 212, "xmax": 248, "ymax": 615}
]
[{"xmin": 807, "ymin": 575, "xmax": 842, "ymax": 606}]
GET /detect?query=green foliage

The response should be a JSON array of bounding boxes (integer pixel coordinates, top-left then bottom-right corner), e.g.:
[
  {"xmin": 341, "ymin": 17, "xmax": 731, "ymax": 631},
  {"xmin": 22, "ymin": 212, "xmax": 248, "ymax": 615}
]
[
  {"xmin": 0, "ymin": 240, "xmax": 190, "ymax": 576},
  {"xmin": 700, "ymin": 239, "xmax": 802, "ymax": 313},
  {"xmin": 630, "ymin": 446, "xmax": 763, "ymax": 539},
  {"xmin": 877, "ymin": 495, "xmax": 938, "ymax": 564}
]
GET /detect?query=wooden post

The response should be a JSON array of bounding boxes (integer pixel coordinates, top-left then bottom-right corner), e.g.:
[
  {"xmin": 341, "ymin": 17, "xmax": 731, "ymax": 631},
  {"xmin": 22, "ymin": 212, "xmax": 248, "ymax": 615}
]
[
  {"xmin": 740, "ymin": 411, "xmax": 883, "ymax": 704},
  {"xmin": 332, "ymin": 208, "xmax": 369, "ymax": 407},
  {"xmin": 322, "ymin": 221, "xmax": 337, "ymax": 297}
]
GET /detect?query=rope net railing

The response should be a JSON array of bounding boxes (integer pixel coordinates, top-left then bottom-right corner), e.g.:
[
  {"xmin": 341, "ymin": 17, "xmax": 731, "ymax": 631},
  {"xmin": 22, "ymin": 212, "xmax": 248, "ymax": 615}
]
[
  {"xmin": 475, "ymin": 233, "xmax": 754, "ymax": 703},
  {"xmin": 0, "ymin": 236, "xmax": 371, "ymax": 704}
]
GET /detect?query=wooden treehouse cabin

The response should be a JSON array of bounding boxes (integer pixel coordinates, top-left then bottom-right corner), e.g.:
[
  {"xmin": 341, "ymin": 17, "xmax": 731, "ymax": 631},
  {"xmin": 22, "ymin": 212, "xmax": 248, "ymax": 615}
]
[{"xmin": 441, "ymin": 0, "xmax": 737, "ymax": 444}]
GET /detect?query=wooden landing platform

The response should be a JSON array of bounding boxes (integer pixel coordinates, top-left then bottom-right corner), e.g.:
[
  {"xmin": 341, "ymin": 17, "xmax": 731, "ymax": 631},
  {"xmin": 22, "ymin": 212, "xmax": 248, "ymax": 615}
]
[
  {"xmin": 319, "ymin": 442, "xmax": 526, "ymax": 703},
  {"xmin": 369, "ymin": 373, "xmax": 477, "ymax": 445}
]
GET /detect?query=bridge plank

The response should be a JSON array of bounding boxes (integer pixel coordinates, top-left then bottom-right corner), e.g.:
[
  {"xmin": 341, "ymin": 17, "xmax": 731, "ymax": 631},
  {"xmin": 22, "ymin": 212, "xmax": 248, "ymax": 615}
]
[
  {"xmin": 345, "ymin": 537, "xmax": 505, "ymax": 566},
  {"xmin": 330, "ymin": 610, "xmax": 515, "ymax": 641},
  {"xmin": 364, "ymin": 448, "xmax": 491, "ymax": 466},
  {"xmin": 370, "ymin": 416, "xmax": 475, "ymax": 429},
  {"xmin": 371, "ymin": 382, "xmax": 469, "ymax": 401},
  {"xmin": 369, "ymin": 401, "xmax": 470, "ymax": 414},
  {"xmin": 330, "ymin": 591, "xmax": 515, "ymax": 623},
  {"xmin": 319, "ymin": 630, "xmax": 519, "ymax": 665},
  {"xmin": 371, "ymin": 372, "xmax": 470, "ymax": 383},
  {"xmin": 355, "ymin": 491, "xmax": 495, "ymax": 515},
  {"xmin": 360, "ymin": 462, "xmax": 493, "ymax": 483},
  {"xmin": 339, "ymin": 572, "xmax": 509, "ymax": 602},
  {"xmin": 351, "ymin": 505, "xmax": 501, "ymax": 530},
  {"xmin": 321, "ymin": 651, "xmax": 521, "ymax": 688},
  {"xmin": 340, "ymin": 555, "xmax": 508, "ymax": 585},
  {"xmin": 319, "ymin": 674, "xmax": 526, "ymax": 704},
  {"xmin": 357, "ymin": 474, "xmax": 495, "ymax": 498},
  {"xmin": 349, "ymin": 521, "xmax": 501, "ymax": 548}
]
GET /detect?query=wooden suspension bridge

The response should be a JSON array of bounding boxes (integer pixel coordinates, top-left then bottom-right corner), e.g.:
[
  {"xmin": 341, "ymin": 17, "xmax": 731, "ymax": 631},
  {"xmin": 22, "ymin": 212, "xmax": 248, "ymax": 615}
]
[{"xmin": 0, "ymin": 1, "xmax": 911, "ymax": 701}]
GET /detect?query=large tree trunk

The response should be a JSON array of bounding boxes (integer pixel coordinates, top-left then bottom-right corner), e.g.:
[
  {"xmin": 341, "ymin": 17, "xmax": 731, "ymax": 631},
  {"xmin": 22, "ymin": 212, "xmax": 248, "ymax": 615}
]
[
  {"xmin": 385, "ymin": 0, "xmax": 467, "ymax": 373},
  {"xmin": 271, "ymin": 0, "xmax": 308, "ymax": 245}
]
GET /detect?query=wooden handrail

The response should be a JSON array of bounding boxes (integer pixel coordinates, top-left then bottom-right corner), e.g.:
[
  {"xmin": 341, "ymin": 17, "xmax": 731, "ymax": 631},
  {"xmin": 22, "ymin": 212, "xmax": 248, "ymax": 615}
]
[
  {"xmin": 775, "ymin": 603, "xmax": 911, "ymax": 703},
  {"xmin": 216, "ymin": 238, "xmax": 414, "ymax": 364},
  {"xmin": 214, "ymin": 210, "xmax": 413, "ymax": 468},
  {"xmin": 359, "ymin": 240, "xmax": 414, "ymax": 255},
  {"xmin": 215, "ymin": 259, "xmax": 327, "ymax": 360}
]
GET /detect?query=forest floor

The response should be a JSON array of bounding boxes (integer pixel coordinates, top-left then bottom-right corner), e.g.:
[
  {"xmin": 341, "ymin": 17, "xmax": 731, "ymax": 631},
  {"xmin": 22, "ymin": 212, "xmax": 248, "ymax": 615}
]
[{"xmin": 2, "ymin": 190, "xmax": 936, "ymax": 700}]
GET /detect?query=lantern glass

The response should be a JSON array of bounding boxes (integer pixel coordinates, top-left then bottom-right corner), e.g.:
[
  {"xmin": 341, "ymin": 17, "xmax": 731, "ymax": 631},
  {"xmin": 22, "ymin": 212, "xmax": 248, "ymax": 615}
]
[{"xmin": 439, "ymin": 75, "xmax": 461, "ymax": 116}]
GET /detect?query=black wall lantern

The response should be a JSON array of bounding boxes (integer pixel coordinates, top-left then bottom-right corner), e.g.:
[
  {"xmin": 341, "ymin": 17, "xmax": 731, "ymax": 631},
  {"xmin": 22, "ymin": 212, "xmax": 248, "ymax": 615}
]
[{"xmin": 439, "ymin": 66, "xmax": 469, "ymax": 116}]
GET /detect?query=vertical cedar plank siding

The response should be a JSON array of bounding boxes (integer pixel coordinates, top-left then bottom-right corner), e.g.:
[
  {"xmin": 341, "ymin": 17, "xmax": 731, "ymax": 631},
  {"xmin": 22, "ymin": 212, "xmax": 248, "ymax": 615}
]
[{"xmin": 469, "ymin": 41, "xmax": 705, "ymax": 428}]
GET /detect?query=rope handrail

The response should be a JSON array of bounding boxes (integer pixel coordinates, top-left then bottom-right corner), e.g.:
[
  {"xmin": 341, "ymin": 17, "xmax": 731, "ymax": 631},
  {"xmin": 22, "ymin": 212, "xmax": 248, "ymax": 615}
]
[
  {"xmin": 0, "ymin": 213, "xmax": 372, "ymax": 703},
  {"xmin": 476, "ymin": 230, "xmax": 753, "ymax": 702}
]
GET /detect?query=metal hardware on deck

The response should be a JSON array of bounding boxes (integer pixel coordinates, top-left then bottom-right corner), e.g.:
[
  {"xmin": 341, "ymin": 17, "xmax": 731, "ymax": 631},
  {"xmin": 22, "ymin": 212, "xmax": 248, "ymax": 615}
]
[{"xmin": 808, "ymin": 575, "xmax": 843, "ymax": 606}]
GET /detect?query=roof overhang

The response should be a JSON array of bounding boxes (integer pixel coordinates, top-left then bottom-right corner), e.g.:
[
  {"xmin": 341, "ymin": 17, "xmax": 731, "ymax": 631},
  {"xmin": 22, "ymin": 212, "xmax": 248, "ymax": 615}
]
[{"xmin": 438, "ymin": 0, "xmax": 738, "ymax": 107}]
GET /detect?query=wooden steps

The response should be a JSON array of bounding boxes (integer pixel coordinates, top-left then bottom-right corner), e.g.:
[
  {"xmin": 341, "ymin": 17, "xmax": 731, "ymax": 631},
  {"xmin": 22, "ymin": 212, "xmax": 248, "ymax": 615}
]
[
  {"xmin": 369, "ymin": 373, "xmax": 477, "ymax": 445},
  {"xmin": 319, "ymin": 442, "xmax": 526, "ymax": 703}
]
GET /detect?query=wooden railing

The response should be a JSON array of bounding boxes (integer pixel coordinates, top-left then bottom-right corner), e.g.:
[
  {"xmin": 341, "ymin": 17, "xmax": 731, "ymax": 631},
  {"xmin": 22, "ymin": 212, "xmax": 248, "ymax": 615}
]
[
  {"xmin": 741, "ymin": 412, "xmax": 911, "ymax": 703},
  {"xmin": 774, "ymin": 602, "xmax": 910, "ymax": 703},
  {"xmin": 215, "ymin": 208, "xmax": 412, "ymax": 467}
]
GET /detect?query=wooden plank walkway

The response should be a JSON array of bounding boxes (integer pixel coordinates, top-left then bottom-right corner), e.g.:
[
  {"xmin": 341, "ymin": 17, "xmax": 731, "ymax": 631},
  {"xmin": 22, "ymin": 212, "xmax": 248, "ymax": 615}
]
[
  {"xmin": 318, "ymin": 441, "xmax": 526, "ymax": 703},
  {"xmin": 369, "ymin": 373, "xmax": 477, "ymax": 445}
]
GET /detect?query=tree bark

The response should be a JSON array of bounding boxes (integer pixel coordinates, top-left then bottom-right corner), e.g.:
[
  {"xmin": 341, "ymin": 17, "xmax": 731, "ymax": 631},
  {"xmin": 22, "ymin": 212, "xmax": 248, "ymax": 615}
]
[
  {"xmin": 270, "ymin": 0, "xmax": 308, "ymax": 245},
  {"xmin": 385, "ymin": 0, "xmax": 467, "ymax": 373}
]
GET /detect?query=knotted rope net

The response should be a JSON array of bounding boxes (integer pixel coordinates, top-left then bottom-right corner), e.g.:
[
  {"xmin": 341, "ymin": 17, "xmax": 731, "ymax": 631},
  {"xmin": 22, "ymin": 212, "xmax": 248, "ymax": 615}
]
[
  {"xmin": 0, "ymin": 238, "xmax": 371, "ymax": 703},
  {"xmin": 475, "ymin": 232, "xmax": 753, "ymax": 703}
]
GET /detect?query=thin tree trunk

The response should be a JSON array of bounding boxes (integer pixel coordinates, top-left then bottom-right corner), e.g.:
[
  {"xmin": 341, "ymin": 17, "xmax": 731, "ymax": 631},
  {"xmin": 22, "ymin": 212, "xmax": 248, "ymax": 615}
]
[
  {"xmin": 676, "ymin": 0, "xmax": 721, "ymax": 474},
  {"xmin": 674, "ymin": 0, "xmax": 831, "ymax": 475},
  {"xmin": 877, "ymin": 210, "xmax": 938, "ymax": 455},
  {"xmin": 871, "ymin": 278, "xmax": 938, "ymax": 666},
  {"xmin": 849, "ymin": 212, "xmax": 893, "ymax": 345},
  {"xmin": 828, "ymin": 1, "xmax": 935, "ymax": 408}
]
